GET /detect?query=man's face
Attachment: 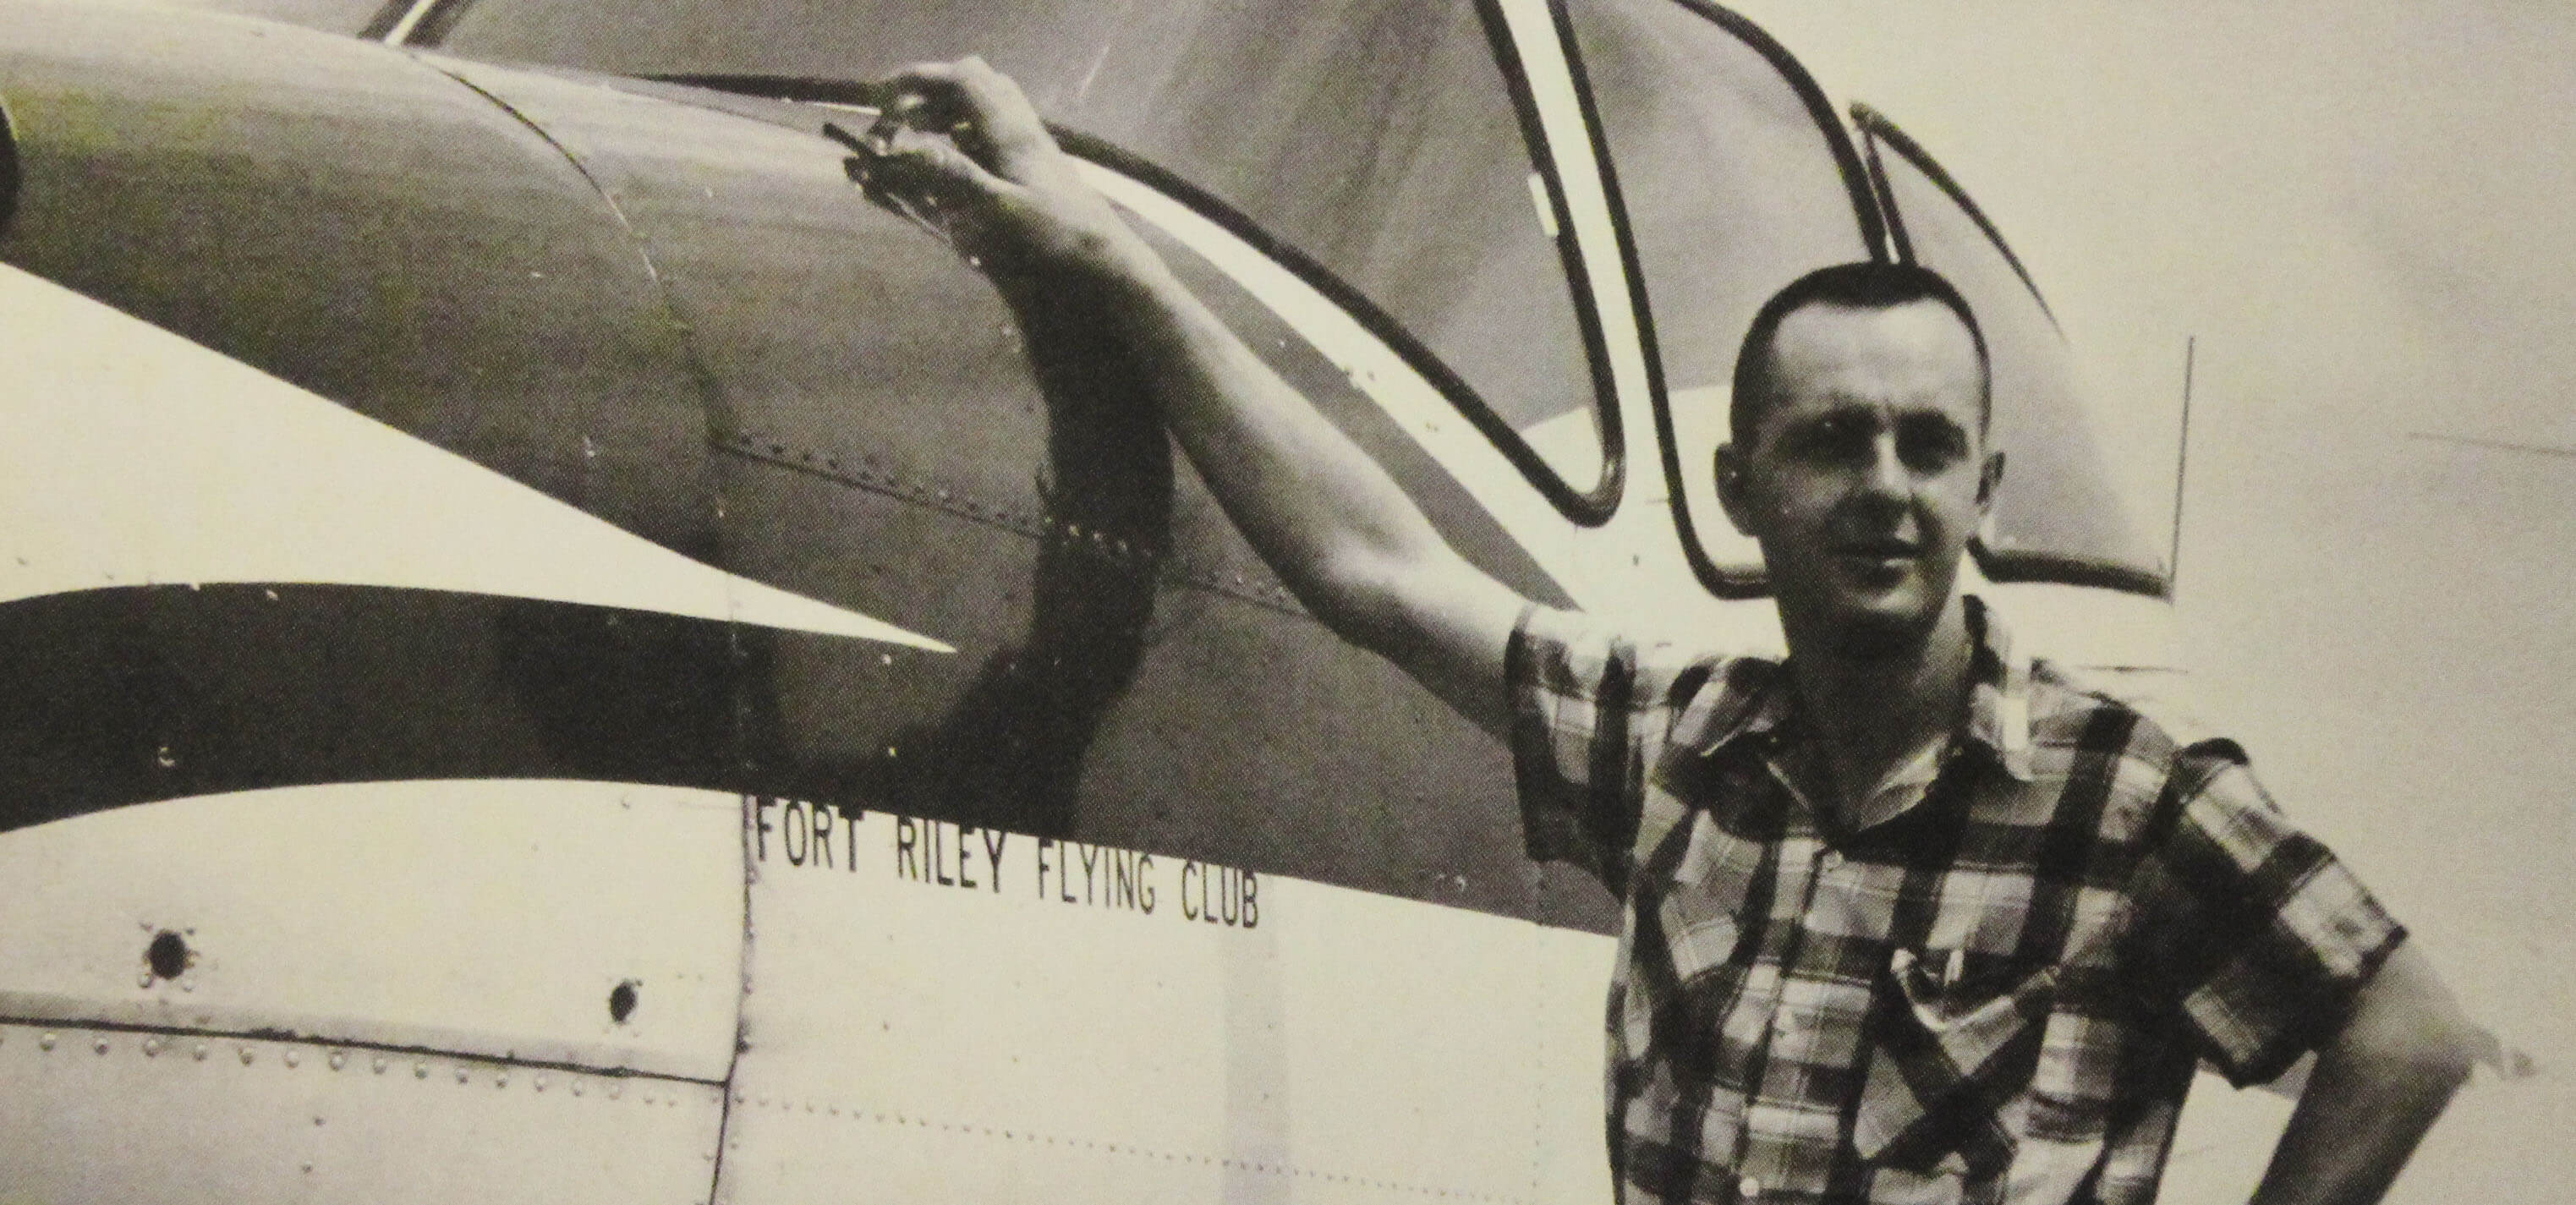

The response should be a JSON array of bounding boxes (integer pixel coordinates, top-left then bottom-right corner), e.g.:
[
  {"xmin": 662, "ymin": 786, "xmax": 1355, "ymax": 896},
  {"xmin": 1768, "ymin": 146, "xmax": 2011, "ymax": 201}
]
[{"xmin": 1716, "ymin": 298, "xmax": 2001, "ymax": 655}]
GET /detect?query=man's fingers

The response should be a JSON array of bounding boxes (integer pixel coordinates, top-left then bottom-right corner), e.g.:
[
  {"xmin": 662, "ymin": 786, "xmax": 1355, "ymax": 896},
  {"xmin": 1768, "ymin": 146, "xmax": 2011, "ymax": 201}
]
[
  {"xmin": 835, "ymin": 58, "xmax": 1123, "ymax": 277},
  {"xmin": 874, "ymin": 58, "xmax": 1054, "ymax": 174},
  {"xmin": 863, "ymin": 136, "xmax": 1009, "ymax": 205},
  {"xmin": 839, "ymin": 130, "xmax": 1024, "ymax": 257},
  {"xmin": 819, "ymin": 120, "xmax": 873, "ymax": 157}
]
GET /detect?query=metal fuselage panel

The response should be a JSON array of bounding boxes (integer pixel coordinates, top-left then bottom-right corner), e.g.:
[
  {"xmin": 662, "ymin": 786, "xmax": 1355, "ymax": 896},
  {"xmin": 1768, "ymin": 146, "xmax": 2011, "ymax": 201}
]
[{"xmin": 0, "ymin": 781, "xmax": 742, "ymax": 1203}]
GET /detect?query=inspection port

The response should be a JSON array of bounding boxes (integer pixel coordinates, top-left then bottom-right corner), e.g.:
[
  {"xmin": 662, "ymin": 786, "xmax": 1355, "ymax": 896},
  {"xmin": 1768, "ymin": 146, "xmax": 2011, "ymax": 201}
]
[{"xmin": 145, "ymin": 930, "xmax": 189, "ymax": 981}]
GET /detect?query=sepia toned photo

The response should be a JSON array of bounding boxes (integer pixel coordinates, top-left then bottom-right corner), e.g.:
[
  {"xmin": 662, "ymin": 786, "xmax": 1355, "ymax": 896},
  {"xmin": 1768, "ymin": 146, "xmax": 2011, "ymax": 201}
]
[{"xmin": 0, "ymin": 1, "xmax": 2562, "ymax": 1201}]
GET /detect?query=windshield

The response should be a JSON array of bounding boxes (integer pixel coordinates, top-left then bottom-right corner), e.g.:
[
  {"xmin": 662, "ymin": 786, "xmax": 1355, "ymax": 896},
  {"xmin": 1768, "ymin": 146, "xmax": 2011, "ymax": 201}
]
[{"xmin": 419, "ymin": 0, "xmax": 1619, "ymax": 512}]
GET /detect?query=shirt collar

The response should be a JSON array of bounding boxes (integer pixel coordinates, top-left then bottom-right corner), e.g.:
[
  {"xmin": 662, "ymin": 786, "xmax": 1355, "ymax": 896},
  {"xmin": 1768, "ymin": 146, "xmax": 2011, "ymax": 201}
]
[
  {"xmin": 1673, "ymin": 656, "xmax": 1794, "ymax": 758},
  {"xmin": 1685, "ymin": 595, "xmax": 2036, "ymax": 782},
  {"xmin": 1959, "ymin": 596, "xmax": 2036, "ymax": 781}
]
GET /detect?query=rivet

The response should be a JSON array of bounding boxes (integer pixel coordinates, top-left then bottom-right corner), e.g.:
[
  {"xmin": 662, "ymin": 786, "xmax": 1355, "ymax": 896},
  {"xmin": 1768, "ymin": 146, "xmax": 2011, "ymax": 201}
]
[
  {"xmin": 299, "ymin": 1162, "xmax": 312, "ymax": 1174},
  {"xmin": 371, "ymin": 1056, "xmax": 387, "ymax": 1075},
  {"xmin": 239, "ymin": 1046, "xmax": 254, "ymax": 1065},
  {"xmin": 94, "ymin": 1038, "xmax": 110, "ymax": 1055},
  {"xmin": 328, "ymin": 1050, "xmax": 347, "ymax": 1071},
  {"xmin": 571, "ymin": 1080, "xmax": 584, "ymax": 1097},
  {"xmin": 282, "ymin": 1049, "xmax": 299, "ymax": 1068},
  {"xmin": 534, "ymin": 1073, "xmax": 548, "ymax": 1092},
  {"xmin": 608, "ymin": 1082, "xmax": 623, "ymax": 1099},
  {"xmin": 415, "ymin": 1061, "xmax": 429, "ymax": 1079},
  {"xmin": 143, "ymin": 1038, "xmax": 162, "ymax": 1057},
  {"xmin": 313, "ymin": 1115, "xmax": 325, "ymax": 1127},
  {"xmin": 495, "ymin": 1072, "xmax": 509, "ymax": 1089},
  {"xmin": 456, "ymin": 1066, "xmax": 469, "ymax": 1083},
  {"xmin": 39, "ymin": 1032, "xmax": 55, "ymax": 1051},
  {"xmin": 138, "ymin": 972, "xmax": 155, "ymax": 989},
  {"xmin": 194, "ymin": 1043, "xmax": 208, "ymax": 1061}
]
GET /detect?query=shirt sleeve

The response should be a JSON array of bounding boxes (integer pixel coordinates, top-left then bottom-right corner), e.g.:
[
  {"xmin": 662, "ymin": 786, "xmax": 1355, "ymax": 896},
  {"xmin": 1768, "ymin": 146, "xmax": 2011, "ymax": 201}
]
[
  {"xmin": 1505, "ymin": 604, "xmax": 1723, "ymax": 896},
  {"xmin": 2130, "ymin": 751, "xmax": 2408, "ymax": 1087}
]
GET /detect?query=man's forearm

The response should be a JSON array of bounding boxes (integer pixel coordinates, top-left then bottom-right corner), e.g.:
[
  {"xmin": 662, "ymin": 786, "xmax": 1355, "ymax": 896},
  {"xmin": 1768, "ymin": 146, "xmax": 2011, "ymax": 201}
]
[
  {"xmin": 1084, "ymin": 260, "xmax": 1449, "ymax": 609},
  {"xmin": 1023, "ymin": 254, "xmax": 1519, "ymax": 721}
]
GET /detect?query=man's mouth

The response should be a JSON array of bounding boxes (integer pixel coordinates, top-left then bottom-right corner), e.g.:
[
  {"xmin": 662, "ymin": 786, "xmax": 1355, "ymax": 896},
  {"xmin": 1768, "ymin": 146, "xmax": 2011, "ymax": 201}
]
[{"xmin": 1832, "ymin": 540, "xmax": 1920, "ymax": 562}]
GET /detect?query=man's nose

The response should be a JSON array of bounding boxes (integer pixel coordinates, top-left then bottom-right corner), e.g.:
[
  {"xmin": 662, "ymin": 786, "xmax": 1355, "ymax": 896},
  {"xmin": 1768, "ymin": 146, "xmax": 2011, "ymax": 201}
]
[{"xmin": 1857, "ymin": 432, "xmax": 1910, "ymax": 497}]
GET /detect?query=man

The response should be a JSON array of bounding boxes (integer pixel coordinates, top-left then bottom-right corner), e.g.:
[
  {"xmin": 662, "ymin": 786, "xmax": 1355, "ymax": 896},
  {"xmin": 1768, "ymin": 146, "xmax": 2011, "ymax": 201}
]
[{"xmin": 839, "ymin": 58, "xmax": 2490, "ymax": 1205}]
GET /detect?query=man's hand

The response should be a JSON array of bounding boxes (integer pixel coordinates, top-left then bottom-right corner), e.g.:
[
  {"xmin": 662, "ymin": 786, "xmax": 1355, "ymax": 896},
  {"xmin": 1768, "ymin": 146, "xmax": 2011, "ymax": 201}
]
[{"xmin": 830, "ymin": 58, "xmax": 1160, "ymax": 299}]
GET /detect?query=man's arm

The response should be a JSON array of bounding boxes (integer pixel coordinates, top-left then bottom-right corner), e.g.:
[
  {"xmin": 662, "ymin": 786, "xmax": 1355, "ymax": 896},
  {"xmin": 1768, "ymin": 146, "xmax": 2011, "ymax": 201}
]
[
  {"xmin": 842, "ymin": 58, "xmax": 1524, "ymax": 735},
  {"xmin": 2245, "ymin": 942, "xmax": 2484, "ymax": 1205}
]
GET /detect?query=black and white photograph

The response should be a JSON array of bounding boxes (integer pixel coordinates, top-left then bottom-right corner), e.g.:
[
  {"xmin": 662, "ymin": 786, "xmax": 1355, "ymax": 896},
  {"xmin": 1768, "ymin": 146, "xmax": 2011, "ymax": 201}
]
[{"xmin": 0, "ymin": 1, "xmax": 2562, "ymax": 1201}]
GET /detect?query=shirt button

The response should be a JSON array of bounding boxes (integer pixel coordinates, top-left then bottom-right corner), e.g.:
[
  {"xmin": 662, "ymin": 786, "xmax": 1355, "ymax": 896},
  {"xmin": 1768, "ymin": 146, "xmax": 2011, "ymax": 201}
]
[
  {"xmin": 1739, "ymin": 1174, "xmax": 1763, "ymax": 1200},
  {"xmin": 1817, "ymin": 850, "xmax": 1842, "ymax": 870}
]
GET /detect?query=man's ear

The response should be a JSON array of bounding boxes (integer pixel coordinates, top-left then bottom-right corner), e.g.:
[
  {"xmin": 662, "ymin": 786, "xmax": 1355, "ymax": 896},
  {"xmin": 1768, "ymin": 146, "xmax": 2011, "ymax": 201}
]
[
  {"xmin": 1976, "ymin": 449, "xmax": 2007, "ymax": 512},
  {"xmin": 1714, "ymin": 443, "xmax": 1758, "ymax": 537}
]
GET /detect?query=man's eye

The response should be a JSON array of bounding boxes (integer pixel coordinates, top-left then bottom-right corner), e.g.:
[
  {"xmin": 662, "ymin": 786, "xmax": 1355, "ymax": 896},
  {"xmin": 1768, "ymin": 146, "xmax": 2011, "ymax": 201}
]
[
  {"xmin": 1789, "ymin": 416, "xmax": 1870, "ymax": 460},
  {"xmin": 1898, "ymin": 419, "xmax": 1969, "ymax": 470}
]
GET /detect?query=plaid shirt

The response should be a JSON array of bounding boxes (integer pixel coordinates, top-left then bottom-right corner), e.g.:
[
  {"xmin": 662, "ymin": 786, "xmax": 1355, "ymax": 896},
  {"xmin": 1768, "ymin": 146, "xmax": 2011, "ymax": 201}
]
[{"xmin": 1508, "ymin": 598, "xmax": 2403, "ymax": 1205}]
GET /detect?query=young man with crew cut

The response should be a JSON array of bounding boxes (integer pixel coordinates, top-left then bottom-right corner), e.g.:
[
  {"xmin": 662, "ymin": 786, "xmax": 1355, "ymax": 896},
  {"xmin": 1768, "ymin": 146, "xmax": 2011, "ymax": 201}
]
[{"xmin": 835, "ymin": 57, "xmax": 2491, "ymax": 1205}]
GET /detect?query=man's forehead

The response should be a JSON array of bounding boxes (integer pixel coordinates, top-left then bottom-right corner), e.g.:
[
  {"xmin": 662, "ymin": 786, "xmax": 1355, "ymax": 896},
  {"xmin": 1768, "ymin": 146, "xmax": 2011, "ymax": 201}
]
[{"xmin": 1765, "ymin": 299, "xmax": 1984, "ymax": 407}]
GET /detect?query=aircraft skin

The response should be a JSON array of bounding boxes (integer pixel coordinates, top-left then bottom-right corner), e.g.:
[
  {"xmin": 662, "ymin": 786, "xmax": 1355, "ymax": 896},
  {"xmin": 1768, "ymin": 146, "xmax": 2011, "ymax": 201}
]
[{"xmin": 0, "ymin": 0, "xmax": 2187, "ymax": 1200}]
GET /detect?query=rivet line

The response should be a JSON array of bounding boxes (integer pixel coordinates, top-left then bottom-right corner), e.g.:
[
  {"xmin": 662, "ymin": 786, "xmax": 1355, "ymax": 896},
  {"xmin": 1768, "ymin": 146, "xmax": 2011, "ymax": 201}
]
[
  {"xmin": 713, "ymin": 429, "xmax": 1303, "ymax": 613},
  {"xmin": 719, "ymin": 1093, "xmax": 1528, "ymax": 1203},
  {"xmin": 0, "ymin": 1024, "xmax": 702, "ymax": 1109}
]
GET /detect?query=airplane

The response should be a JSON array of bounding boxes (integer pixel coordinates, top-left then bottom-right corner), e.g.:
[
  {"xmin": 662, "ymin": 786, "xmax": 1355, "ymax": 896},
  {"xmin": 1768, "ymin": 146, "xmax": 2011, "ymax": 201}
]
[{"xmin": 0, "ymin": 0, "xmax": 2240, "ymax": 1201}]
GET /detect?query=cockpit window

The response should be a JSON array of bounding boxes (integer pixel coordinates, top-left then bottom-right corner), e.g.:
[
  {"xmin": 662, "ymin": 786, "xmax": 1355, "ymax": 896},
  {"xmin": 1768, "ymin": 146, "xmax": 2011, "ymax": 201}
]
[
  {"xmin": 1571, "ymin": 0, "xmax": 2169, "ymax": 598},
  {"xmin": 1855, "ymin": 111, "xmax": 2172, "ymax": 594},
  {"xmin": 1562, "ymin": 0, "xmax": 1879, "ymax": 594},
  {"xmin": 421, "ymin": 0, "xmax": 1620, "ymax": 516}
]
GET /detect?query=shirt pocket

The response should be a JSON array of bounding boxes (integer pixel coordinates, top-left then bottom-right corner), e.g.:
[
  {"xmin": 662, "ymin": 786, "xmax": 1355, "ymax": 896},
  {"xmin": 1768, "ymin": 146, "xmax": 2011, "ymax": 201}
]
[{"xmin": 1853, "ymin": 950, "xmax": 2059, "ymax": 1180}]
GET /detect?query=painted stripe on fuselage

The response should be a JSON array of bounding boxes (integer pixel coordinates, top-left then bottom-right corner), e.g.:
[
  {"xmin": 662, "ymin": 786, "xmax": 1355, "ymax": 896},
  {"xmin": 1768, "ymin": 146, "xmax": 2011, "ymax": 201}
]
[{"xmin": 0, "ymin": 265, "xmax": 950, "ymax": 653}]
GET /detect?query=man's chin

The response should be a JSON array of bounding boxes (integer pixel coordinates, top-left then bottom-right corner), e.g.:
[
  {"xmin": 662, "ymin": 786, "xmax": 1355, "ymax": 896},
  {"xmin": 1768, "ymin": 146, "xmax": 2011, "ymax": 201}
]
[{"xmin": 1818, "ymin": 595, "xmax": 1943, "ymax": 660}]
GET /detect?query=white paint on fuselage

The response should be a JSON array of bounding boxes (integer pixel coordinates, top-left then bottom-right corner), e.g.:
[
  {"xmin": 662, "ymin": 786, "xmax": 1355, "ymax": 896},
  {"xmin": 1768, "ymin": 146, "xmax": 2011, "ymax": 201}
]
[
  {"xmin": 0, "ymin": 779, "xmax": 745, "ymax": 1079},
  {"xmin": 0, "ymin": 264, "xmax": 952, "ymax": 652},
  {"xmin": 721, "ymin": 803, "xmax": 1615, "ymax": 1203}
]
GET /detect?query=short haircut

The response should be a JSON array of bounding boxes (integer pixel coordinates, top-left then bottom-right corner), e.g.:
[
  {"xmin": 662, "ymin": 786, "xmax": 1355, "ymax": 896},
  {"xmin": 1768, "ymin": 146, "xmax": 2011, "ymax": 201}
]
[{"xmin": 1728, "ymin": 260, "xmax": 1991, "ymax": 448}]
